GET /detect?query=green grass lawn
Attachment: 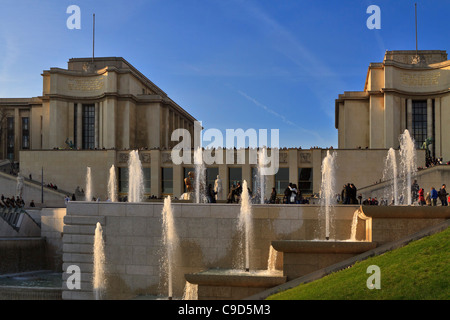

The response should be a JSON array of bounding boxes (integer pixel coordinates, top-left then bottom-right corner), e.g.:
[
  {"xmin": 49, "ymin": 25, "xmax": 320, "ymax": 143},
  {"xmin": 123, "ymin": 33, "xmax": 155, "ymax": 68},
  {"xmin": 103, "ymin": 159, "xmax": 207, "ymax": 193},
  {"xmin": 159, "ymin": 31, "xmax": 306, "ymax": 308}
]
[{"xmin": 267, "ymin": 227, "xmax": 450, "ymax": 300}]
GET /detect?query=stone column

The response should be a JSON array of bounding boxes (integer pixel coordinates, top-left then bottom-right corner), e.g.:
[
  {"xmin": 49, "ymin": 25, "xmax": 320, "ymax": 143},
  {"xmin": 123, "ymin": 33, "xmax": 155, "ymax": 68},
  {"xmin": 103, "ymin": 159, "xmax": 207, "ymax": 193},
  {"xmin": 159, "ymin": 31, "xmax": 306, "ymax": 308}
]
[
  {"xmin": 76, "ymin": 103, "xmax": 82, "ymax": 149},
  {"xmin": 435, "ymin": 98, "xmax": 441, "ymax": 158},
  {"xmin": 94, "ymin": 102, "xmax": 99, "ymax": 149},
  {"xmin": 427, "ymin": 98, "xmax": 433, "ymax": 155},
  {"xmin": 151, "ymin": 149, "xmax": 161, "ymax": 197},
  {"xmin": 99, "ymin": 101, "xmax": 103, "ymax": 149},
  {"xmin": 406, "ymin": 99, "xmax": 413, "ymax": 133},
  {"xmin": 288, "ymin": 149, "xmax": 298, "ymax": 188},
  {"xmin": 218, "ymin": 163, "xmax": 228, "ymax": 201},
  {"xmin": 14, "ymin": 108, "xmax": 20, "ymax": 159}
]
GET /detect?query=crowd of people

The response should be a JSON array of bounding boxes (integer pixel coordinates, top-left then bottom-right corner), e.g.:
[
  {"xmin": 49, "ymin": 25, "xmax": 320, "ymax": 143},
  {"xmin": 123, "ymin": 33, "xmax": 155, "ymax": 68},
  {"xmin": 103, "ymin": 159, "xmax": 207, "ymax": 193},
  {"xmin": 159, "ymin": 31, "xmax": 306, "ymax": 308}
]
[
  {"xmin": 0, "ymin": 194, "xmax": 26, "ymax": 209},
  {"xmin": 416, "ymin": 182, "xmax": 448, "ymax": 206}
]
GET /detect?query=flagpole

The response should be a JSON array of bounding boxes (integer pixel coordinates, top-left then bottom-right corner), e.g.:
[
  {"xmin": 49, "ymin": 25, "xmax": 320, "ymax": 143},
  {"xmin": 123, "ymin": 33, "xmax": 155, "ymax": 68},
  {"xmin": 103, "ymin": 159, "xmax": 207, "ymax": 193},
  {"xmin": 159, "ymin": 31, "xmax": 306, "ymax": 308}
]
[
  {"xmin": 415, "ymin": 3, "xmax": 418, "ymax": 55},
  {"xmin": 92, "ymin": 13, "xmax": 95, "ymax": 63}
]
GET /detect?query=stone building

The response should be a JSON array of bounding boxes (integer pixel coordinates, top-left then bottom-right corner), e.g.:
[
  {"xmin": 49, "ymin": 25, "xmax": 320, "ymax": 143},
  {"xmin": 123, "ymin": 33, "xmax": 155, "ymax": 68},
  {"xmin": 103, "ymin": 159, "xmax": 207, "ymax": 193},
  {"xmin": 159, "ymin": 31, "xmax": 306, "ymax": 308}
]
[
  {"xmin": 7, "ymin": 52, "xmax": 450, "ymax": 202},
  {"xmin": 0, "ymin": 57, "xmax": 197, "ymax": 161},
  {"xmin": 336, "ymin": 50, "xmax": 450, "ymax": 161}
]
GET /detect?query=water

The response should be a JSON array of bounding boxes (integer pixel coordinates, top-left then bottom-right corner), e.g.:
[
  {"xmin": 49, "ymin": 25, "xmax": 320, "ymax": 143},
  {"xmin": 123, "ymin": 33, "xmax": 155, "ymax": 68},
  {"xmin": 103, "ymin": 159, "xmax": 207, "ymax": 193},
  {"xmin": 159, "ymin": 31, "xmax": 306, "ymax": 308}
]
[
  {"xmin": 256, "ymin": 147, "xmax": 268, "ymax": 204},
  {"xmin": 128, "ymin": 150, "xmax": 144, "ymax": 203},
  {"xmin": 162, "ymin": 196, "xmax": 178, "ymax": 299},
  {"xmin": 108, "ymin": 165, "xmax": 118, "ymax": 202},
  {"xmin": 237, "ymin": 180, "xmax": 253, "ymax": 271},
  {"xmin": 182, "ymin": 282, "xmax": 198, "ymax": 300},
  {"xmin": 267, "ymin": 245, "xmax": 278, "ymax": 271},
  {"xmin": 382, "ymin": 148, "xmax": 399, "ymax": 205},
  {"xmin": 85, "ymin": 167, "xmax": 92, "ymax": 201},
  {"xmin": 93, "ymin": 222, "xmax": 106, "ymax": 300},
  {"xmin": 399, "ymin": 129, "xmax": 417, "ymax": 205},
  {"xmin": 349, "ymin": 209, "xmax": 359, "ymax": 241},
  {"xmin": 0, "ymin": 271, "xmax": 62, "ymax": 288},
  {"xmin": 319, "ymin": 150, "xmax": 337, "ymax": 240},
  {"xmin": 194, "ymin": 146, "xmax": 206, "ymax": 203}
]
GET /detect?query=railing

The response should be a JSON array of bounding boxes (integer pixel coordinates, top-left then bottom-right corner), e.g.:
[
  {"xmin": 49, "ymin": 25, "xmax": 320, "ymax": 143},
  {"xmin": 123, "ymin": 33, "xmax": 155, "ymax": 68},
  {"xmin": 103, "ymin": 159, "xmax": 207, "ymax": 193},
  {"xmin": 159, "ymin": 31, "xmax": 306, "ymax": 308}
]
[{"xmin": 0, "ymin": 206, "xmax": 27, "ymax": 231}]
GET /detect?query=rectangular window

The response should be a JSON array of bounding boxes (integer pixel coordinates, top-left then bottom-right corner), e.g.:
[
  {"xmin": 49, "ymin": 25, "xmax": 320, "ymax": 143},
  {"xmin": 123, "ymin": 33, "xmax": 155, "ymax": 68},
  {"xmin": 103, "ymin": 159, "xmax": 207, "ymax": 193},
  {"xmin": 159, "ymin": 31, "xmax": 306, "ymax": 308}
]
[
  {"xmin": 6, "ymin": 117, "xmax": 14, "ymax": 160},
  {"xmin": 412, "ymin": 100, "xmax": 427, "ymax": 149},
  {"xmin": 119, "ymin": 167, "xmax": 151, "ymax": 196},
  {"xmin": 298, "ymin": 168, "xmax": 313, "ymax": 195},
  {"xmin": 162, "ymin": 167, "xmax": 173, "ymax": 195},
  {"xmin": 118, "ymin": 167, "xmax": 151, "ymax": 195},
  {"xmin": 118, "ymin": 167, "xmax": 129, "ymax": 194},
  {"xmin": 206, "ymin": 167, "xmax": 219, "ymax": 191},
  {"xmin": 21, "ymin": 117, "xmax": 30, "ymax": 149},
  {"xmin": 275, "ymin": 167, "xmax": 289, "ymax": 195},
  {"xmin": 82, "ymin": 104, "xmax": 95, "ymax": 149},
  {"xmin": 229, "ymin": 167, "xmax": 242, "ymax": 191}
]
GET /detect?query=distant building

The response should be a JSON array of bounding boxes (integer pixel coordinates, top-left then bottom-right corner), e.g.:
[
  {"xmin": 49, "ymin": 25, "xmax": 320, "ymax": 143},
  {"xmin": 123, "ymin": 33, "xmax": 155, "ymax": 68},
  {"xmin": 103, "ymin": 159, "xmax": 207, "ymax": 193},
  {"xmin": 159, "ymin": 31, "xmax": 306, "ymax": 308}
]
[
  {"xmin": 0, "ymin": 57, "xmax": 197, "ymax": 161},
  {"xmin": 336, "ymin": 50, "xmax": 450, "ymax": 161}
]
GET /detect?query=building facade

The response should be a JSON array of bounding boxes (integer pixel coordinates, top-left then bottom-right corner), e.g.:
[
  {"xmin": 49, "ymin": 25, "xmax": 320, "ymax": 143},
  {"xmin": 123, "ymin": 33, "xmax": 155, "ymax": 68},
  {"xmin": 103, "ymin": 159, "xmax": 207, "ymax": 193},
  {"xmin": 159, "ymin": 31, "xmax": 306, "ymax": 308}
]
[
  {"xmin": 336, "ymin": 50, "xmax": 450, "ymax": 161},
  {"xmin": 2, "ymin": 54, "xmax": 435, "ymax": 202},
  {"xmin": 0, "ymin": 57, "xmax": 197, "ymax": 162}
]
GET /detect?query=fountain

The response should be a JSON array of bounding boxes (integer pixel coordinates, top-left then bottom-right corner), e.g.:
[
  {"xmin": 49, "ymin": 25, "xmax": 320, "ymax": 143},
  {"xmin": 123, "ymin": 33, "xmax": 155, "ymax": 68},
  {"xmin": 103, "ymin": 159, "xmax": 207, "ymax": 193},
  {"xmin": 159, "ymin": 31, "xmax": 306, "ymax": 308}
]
[
  {"xmin": 85, "ymin": 167, "xmax": 92, "ymax": 201},
  {"xmin": 194, "ymin": 146, "xmax": 206, "ymax": 203},
  {"xmin": 128, "ymin": 150, "xmax": 144, "ymax": 203},
  {"xmin": 237, "ymin": 180, "xmax": 253, "ymax": 272},
  {"xmin": 382, "ymin": 148, "xmax": 399, "ymax": 205},
  {"xmin": 93, "ymin": 222, "xmax": 106, "ymax": 300},
  {"xmin": 399, "ymin": 129, "xmax": 417, "ymax": 205},
  {"xmin": 107, "ymin": 165, "xmax": 118, "ymax": 202},
  {"xmin": 267, "ymin": 245, "xmax": 278, "ymax": 272},
  {"xmin": 319, "ymin": 150, "xmax": 337, "ymax": 240},
  {"xmin": 182, "ymin": 282, "xmax": 197, "ymax": 300},
  {"xmin": 161, "ymin": 196, "xmax": 178, "ymax": 300},
  {"xmin": 349, "ymin": 209, "xmax": 359, "ymax": 241}
]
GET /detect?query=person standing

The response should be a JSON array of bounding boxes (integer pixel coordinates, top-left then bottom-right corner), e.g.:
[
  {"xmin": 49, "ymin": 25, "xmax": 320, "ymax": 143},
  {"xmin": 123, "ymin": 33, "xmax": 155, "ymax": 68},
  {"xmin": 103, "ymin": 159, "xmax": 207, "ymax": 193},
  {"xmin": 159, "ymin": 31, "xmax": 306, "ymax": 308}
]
[
  {"xmin": 430, "ymin": 187, "xmax": 438, "ymax": 206},
  {"xmin": 270, "ymin": 188, "xmax": 277, "ymax": 204},
  {"xmin": 418, "ymin": 188, "xmax": 425, "ymax": 206},
  {"xmin": 284, "ymin": 183, "xmax": 292, "ymax": 204},
  {"xmin": 438, "ymin": 184, "xmax": 448, "ymax": 206},
  {"xmin": 425, "ymin": 192, "xmax": 431, "ymax": 206}
]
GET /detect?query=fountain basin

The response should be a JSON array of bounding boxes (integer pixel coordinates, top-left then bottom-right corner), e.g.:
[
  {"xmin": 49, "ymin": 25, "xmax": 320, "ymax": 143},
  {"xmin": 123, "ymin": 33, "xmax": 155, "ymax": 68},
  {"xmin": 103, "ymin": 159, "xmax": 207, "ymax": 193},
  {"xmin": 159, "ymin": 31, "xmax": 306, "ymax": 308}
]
[
  {"xmin": 271, "ymin": 240, "xmax": 377, "ymax": 281},
  {"xmin": 0, "ymin": 271, "xmax": 62, "ymax": 300},
  {"xmin": 185, "ymin": 269, "xmax": 286, "ymax": 300}
]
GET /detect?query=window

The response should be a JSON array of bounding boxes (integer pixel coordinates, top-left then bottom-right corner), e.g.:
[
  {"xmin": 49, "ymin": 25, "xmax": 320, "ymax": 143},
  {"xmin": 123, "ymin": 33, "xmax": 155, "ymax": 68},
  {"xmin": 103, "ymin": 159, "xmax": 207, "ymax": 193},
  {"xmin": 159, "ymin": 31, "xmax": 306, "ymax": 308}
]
[
  {"xmin": 82, "ymin": 104, "xmax": 95, "ymax": 149},
  {"xmin": 118, "ymin": 167, "xmax": 129, "ymax": 194},
  {"xmin": 298, "ymin": 168, "xmax": 313, "ymax": 194},
  {"xmin": 412, "ymin": 100, "xmax": 427, "ymax": 149},
  {"xmin": 21, "ymin": 117, "xmax": 30, "ymax": 149},
  {"xmin": 275, "ymin": 167, "xmax": 289, "ymax": 195},
  {"xmin": 162, "ymin": 167, "xmax": 173, "ymax": 195},
  {"xmin": 229, "ymin": 167, "xmax": 242, "ymax": 191},
  {"xmin": 6, "ymin": 117, "xmax": 14, "ymax": 160},
  {"xmin": 118, "ymin": 167, "xmax": 151, "ymax": 195},
  {"xmin": 206, "ymin": 167, "xmax": 219, "ymax": 191},
  {"xmin": 143, "ymin": 168, "xmax": 151, "ymax": 194}
]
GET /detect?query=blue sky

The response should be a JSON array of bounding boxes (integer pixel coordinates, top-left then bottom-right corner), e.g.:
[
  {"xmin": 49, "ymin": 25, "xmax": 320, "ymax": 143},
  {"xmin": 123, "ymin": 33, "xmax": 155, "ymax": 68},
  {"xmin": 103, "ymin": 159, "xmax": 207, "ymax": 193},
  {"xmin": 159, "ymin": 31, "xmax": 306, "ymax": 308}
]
[{"xmin": 1, "ymin": 0, "xmax": 449, "ymax": 148}]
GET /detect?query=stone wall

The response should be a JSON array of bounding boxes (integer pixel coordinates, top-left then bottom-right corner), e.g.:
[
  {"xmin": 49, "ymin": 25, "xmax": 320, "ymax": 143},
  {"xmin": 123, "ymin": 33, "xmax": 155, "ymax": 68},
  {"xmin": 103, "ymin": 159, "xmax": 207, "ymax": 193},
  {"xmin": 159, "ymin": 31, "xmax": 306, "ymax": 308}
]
[{"xmin": 61, "ymin": 202, "xmax": 362, "ymax": 300}]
